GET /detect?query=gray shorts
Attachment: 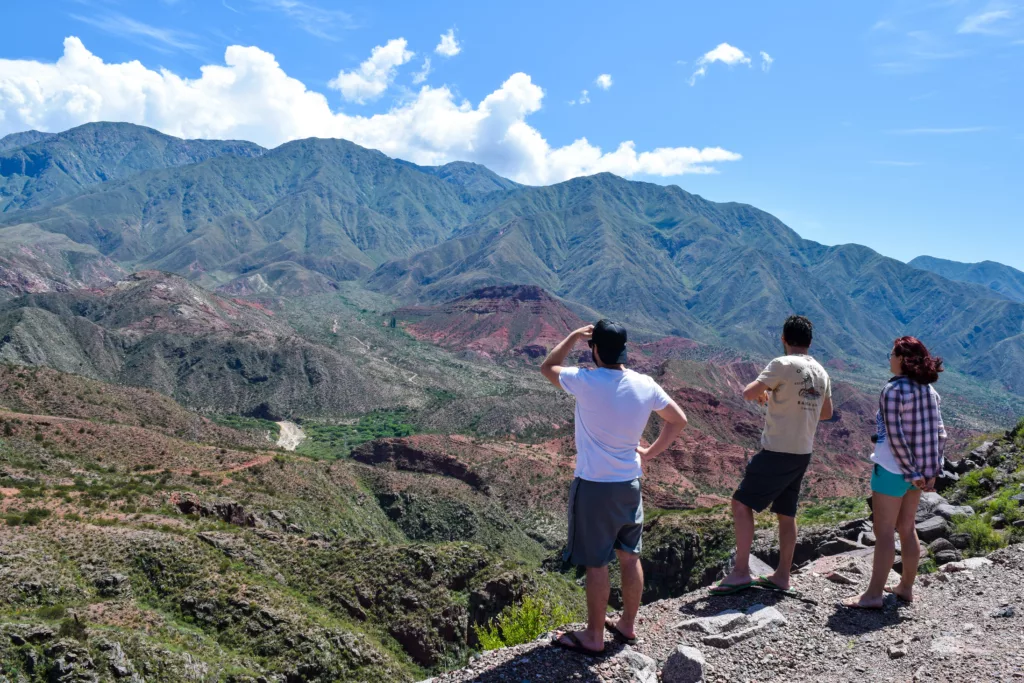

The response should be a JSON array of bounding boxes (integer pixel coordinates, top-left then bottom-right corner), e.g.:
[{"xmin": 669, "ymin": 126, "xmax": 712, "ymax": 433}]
[{"xmin": 563, "ymin": 477, "xmax": 643, "ymax": 568}]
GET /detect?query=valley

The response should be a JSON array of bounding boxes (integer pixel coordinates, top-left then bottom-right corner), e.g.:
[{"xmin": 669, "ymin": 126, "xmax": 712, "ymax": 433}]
[{"xmin": 0, "ymin": 122, "xmax": 1022, "ymax": 681}]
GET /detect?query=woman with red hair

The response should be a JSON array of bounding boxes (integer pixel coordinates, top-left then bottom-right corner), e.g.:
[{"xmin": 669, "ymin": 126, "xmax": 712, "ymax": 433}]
[{"xmin": 844, "ymin": 336, "xmax": 947, "ymax": 609}]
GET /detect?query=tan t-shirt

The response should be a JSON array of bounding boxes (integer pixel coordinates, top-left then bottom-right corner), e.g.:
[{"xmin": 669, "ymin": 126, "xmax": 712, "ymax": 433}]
[{"xmin": 756, "ymin": 354, "xmax": 831, "ymax": 455}]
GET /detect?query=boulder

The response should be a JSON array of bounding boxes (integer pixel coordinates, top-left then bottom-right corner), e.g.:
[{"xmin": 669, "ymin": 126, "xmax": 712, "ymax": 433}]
[
  {"xmin": 861, "ymin": 531, "xmax": 876, "ymax": 546},
  {"xmin": 934, "ymin": 549, "xmax": 962, "ymax": 566},
  {"xmin": 934, "ymin": 503, "xmax": 974, "ymax": 521},
  {"xmin": 662, "ymin": 645, "xmax": 706, "ymax": 683},
  {"xmin": 940, "ymin": 557, "xmax": 994, "ymax": 573},
  {"xmin": 949, "ymin": 533, "xmax": 972, "ymax": 550},
  {"xmin": 617, "ymin": 649, "xmax": 657, "ymax": 683},
  {"xmin": 816, "ymin": 537, "xmax": 863, "ymax": 556},
  {"xmin": 991, "ymin": 514, "xmax": 1006, "ymax": 530},
  {"xmin": 698, "ymin": 604, "xmax": 787, "ymax": 648},
  {"xmin": 935, "ymin": 470, "xmax": 960, "ymax": 493},
  {"xmin": 916, "ymin": 516, "xmax": 950, "ymax": 543},
  {"xmin": 929, "ymin": 538, "xmax": 955, "ymax": 553},
  {"xmin": 1013, "ymin": 520, "xmax": 1024, "ymax": 528},
  {"xmin": 916, "ymin": 493, "xmax": 949, "ymax": 523}
]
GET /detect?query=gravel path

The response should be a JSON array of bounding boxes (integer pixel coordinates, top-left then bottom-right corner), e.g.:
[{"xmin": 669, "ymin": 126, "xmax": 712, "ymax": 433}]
[{"xmin": 429, "ymin": 544, "xmax": 1024, "ymax": 682}]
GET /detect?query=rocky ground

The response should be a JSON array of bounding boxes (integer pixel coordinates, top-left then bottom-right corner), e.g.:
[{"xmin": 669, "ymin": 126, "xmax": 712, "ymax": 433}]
[
  {"xmin": 430, "ymin": 423, "xmax": 1024, "ymax": 683},
  {"xmin": 428, "ymin": 544, "xmax": 1024, "ymax": 683}
]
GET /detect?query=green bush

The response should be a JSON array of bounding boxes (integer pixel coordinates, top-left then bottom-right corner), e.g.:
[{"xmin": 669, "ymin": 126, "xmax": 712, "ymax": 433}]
[
  {"xmin": 952, "ymin": 514, "xmax": 1005, "ymax": 556},
  {"xmin": 36, "ymin": 605, "xmax": 68, "ymax": 620},
  {"xmin": 58, "ymin": 616, "xmax": 88, "ymax": 642},
  {"xmin": 474, "ymin": 595, "xmax": 573, "ymax": 651},
  {"xmin": 798, "ymin": 497, "xmax": 869, "ymax": 526},
  {"xmin": 957, "ymin": 466, "xmax": 997, "ymax": 503}
]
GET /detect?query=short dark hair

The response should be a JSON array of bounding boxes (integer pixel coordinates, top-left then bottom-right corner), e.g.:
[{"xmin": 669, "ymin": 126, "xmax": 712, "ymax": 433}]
[{"xmin": 782, "ymin": 315, "xmax": 813, "ymax": 348}]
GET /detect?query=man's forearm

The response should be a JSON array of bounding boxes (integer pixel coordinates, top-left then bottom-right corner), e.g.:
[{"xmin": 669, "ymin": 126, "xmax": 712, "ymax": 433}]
[
  {"xmin": 644, "ymin": 420, "xmax": 686, "ymax": 459},
  {"xmin": 542, "ymin": 331, "xmax": 583, "ymax": 369}
]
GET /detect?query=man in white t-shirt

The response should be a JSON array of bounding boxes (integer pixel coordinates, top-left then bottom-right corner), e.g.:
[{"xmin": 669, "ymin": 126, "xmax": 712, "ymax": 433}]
[
  {"xmin": 712, "ymin": 315, "xmax": 833, "ymax": 597},
  {"xmin": 540, "ymin": 319, "xmax": 688, "ymax": 656}
]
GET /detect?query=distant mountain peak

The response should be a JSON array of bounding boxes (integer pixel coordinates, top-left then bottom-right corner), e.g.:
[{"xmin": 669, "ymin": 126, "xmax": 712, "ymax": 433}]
[{"xmin": 910, "ymin": 255, "xmax": 1024, "ymax": 303}]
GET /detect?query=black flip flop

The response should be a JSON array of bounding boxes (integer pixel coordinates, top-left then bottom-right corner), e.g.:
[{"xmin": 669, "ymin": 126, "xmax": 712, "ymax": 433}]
[
  {"xmin": 551, "ymin": 631, "xmax": 606, "ymax": 658},
  {"xmin": 604, "ymin": 619, "xmax": 637, "ymax": 645}
]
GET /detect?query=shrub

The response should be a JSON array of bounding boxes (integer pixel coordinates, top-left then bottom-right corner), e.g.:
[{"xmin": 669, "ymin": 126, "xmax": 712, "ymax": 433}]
[
  {"xmin": 957, "ymin": 467, "xmax": 997, "ymax": 503},
  {"xmin": 798, "ymin": 497, "xmax": 870, "ymax": 526},
  {"xmin": 58, "ymin": 615, "xmax": 88, "ymax": 642},
  {"xmin": 952, "ymin": 514, "xmax": 1005, "ymax": 556},
  {"xmin": 36, "ymin": 605, "xmax": 67, "ymax": 620},
  {"xmin": 474, "ymin": 595, "xmax": 573, "ymax": 651}
]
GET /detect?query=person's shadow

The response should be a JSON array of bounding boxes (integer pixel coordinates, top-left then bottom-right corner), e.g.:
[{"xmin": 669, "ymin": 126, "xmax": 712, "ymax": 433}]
[
  {"xmin": 825, "ymin": 596, "xmax": 906, "ymax": 636},
  {"xmin": 454, "ymin": 639, "xmax": 629, "ymax": 682}
]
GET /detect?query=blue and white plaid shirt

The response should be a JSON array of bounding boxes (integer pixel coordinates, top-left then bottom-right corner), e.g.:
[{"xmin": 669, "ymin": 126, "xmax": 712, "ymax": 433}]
[{"xmin": 880, "ymin": 376, "xmax": 947, "ymax": 481}]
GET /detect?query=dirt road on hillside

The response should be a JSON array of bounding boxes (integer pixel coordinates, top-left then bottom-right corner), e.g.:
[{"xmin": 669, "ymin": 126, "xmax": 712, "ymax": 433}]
[{"xmin": 275, "ymin": 421, "xmax": 306, "ymax": 451}]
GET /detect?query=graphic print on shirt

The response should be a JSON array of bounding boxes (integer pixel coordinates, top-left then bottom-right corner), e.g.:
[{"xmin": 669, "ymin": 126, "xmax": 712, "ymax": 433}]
[{"xmin": 795, "ymin": 367, "xmax": 823, "ymax": 411}]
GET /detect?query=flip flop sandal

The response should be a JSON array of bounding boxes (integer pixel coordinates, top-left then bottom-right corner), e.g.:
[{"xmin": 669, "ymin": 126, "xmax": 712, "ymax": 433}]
[
  {"xmin": 709, "ymin": 580, "xmax": 753, "ymax": 596},
  {"xmin": 604, "ymin": 620, "xmax": 637, "ymax": 645},
  {"xmin": 753, "ymin": 575, "xmax": 800, "ymax": 597},
  {"xmin": 551, "ymin": 631, "xmax": 606, "ymax": 658}
]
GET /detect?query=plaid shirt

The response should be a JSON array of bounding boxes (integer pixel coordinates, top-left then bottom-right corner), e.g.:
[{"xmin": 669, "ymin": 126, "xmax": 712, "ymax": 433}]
[{"xmin": 880, "ymin": 376, "xmax": 947, "ymax": 481}]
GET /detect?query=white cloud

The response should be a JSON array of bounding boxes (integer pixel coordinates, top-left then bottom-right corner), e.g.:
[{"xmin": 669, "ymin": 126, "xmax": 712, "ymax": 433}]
[
  {"xmin": 328, "ymin": 38, "xmax": 414, "ymax": 104},
  {"xmin": 760, "ymin": 51, "xmax": 774, "ymax": 72},
  {"xmin": 71, "ymin": 13, "xmax": 200, "ymax": 54},
  {"xmin": 435, "ymin": 28, "xmax": 461, "ymax": 57},
  {"xmin": 958, "ymin": 8, "xmax": 1013, "ymax": 34},
  {"xmin": 689, "ymin": 42, "xmax": 751, "ymax": 85},
  {"xmin": 0, "ymin": 37, "xmax": 741, "ymax": 185},
  {"xmin": 412, "ymin": 57, "xmax": 431, "ymax": 85},
  {"xmin": 569, "ymin": 89, "xmax": 590, "ymax": 106},
  {"xmin": 254, "ymin": 0, "xmax": 354, "ymax": 40},
  {"xmin": 595, "ymin": 74, "xmax": 612, "ymax": 90}
]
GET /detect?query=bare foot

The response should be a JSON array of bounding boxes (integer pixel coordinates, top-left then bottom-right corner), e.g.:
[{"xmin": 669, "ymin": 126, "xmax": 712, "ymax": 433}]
[
  {"xmin": 885, "ymin": 584, "xmax": 914, "ymax": 602},
  {"xmin": 554, "ymin": 630, "xmax": 604, "ymax": 653},
  {"xmin": 605, "ymin": 616, "xmax": 635, "ymax": 640},
  {"xmin": 719, "ymin": 570, "xmax": 754, "ymax": 587},
  {"xmin": 842, "ymin": 593, "xmax": 884, "ymax": 609},
  {"xmin": 763, "ymin": 571, "xmax": 792, "ymax": 591}
]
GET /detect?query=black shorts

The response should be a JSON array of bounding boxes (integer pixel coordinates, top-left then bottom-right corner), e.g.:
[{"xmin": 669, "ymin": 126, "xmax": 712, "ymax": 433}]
[{"xmin": 732, "ymin": 449, "xmax": 812, "ymax": 518}]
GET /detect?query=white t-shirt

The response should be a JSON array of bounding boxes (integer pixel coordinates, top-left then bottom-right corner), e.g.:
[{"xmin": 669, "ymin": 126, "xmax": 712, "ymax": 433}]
[
  {"xmin": 559, "ymin": 367, "xmax": 672, "ymax": 482},
  {"xmin": 755, "ymin": 354, "xmax": 831, "ymax": 455}
]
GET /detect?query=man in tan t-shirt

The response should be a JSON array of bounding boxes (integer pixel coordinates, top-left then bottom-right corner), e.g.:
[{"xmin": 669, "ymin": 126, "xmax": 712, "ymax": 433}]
[{"xmin": 711, "ymin": 315, "xmax": 833, "ymax": 596}]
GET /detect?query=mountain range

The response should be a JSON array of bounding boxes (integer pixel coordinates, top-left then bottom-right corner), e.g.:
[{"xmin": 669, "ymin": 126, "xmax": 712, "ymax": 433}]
[
  {"xmin": 1, "ymin": 122, "xmax": 1022, "ymax": 396},
  {"xmin": 910, "ymin": 255, "xmax": 1024, "ymax": 304}
]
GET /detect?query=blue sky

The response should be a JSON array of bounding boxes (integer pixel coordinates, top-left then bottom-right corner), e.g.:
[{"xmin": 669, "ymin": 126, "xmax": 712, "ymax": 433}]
[{"xmin": 1, "ymin": 0, "xmax": 1022, "ymax": 268}]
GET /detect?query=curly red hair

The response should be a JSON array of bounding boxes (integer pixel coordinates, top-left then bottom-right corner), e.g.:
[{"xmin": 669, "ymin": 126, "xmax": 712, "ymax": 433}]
[{"xmin": 893, "ymin": 336, "xmax": 943, "ymax": 385}]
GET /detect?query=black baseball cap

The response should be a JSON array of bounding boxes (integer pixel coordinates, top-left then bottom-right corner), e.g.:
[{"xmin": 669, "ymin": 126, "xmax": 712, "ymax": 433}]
[{"xmin": 589, "ymin": 319, "xmax": 628, "ymax": 365}]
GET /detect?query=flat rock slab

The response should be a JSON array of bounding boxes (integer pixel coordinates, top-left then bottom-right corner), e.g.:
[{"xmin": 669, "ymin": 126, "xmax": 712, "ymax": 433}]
[
  {"xmin": 941, "ymin": 557, "xmax": 994, "ymax": 573},
  {"xmin": 934, "ymin": 503, "xmax": 974, "ymax": 520},
  {"xmin": 678, "ymin": 604, "xmax": 787, "ymax": 649}
]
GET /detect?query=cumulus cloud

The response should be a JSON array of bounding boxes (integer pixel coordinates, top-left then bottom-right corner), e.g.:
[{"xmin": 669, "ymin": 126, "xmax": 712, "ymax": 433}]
[
  {"xmin": 435, "ymin": 28, "xmax": 461, "ymax": 57},
  {"xmin": 328, "ymin": 38, "xmax": 414, "ymax": 103},
  {"xmin": 0, "ymin": 37, "xmax": 741, "ymax": 185},
  {"xmin": 689, "ymin": 43, "xmax": 751, "ymax": 85},
  {"xmin": 411, "ymin": 57, "xmax": 431, "ymax": 85},
  {"xmin": 760, "ymin": 51, "xmax": 774, "ymax": 72},
  {"xmin": 595, "ymin": 73, "xmax": 612, "ymax": 90}
]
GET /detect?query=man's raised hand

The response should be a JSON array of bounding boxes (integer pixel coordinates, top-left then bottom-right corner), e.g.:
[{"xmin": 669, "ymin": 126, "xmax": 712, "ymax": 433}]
[{"xmin": 574, "ymin": 325, "xmax": 595, "ymax": 341}]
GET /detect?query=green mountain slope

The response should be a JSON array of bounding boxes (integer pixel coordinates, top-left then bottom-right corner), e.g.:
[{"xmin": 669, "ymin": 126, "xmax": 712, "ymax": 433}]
[
  {"xmin": 0, "ymin": 129, "xmax": 54, "ymax": 152},
  {"xmin": 910, "ymin": 255, "xmax": 1024, "ymax": 303},
  {"xmin": 3, "ymin": 136, "xmax": 488, "ymax": 293},
  {"xmin": 0, "ymin": 122, "xmax": 264, "ymax": 212},
  {"xmin": 1, "ymin": 125, "xmax": 1022, "ymax": 394}
]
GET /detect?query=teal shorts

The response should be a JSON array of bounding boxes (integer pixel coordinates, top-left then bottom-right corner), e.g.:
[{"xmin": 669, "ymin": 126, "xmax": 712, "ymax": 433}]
[{"xmin": 871, "ymin": 464, "xmax": 918, "ymax": 498}]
